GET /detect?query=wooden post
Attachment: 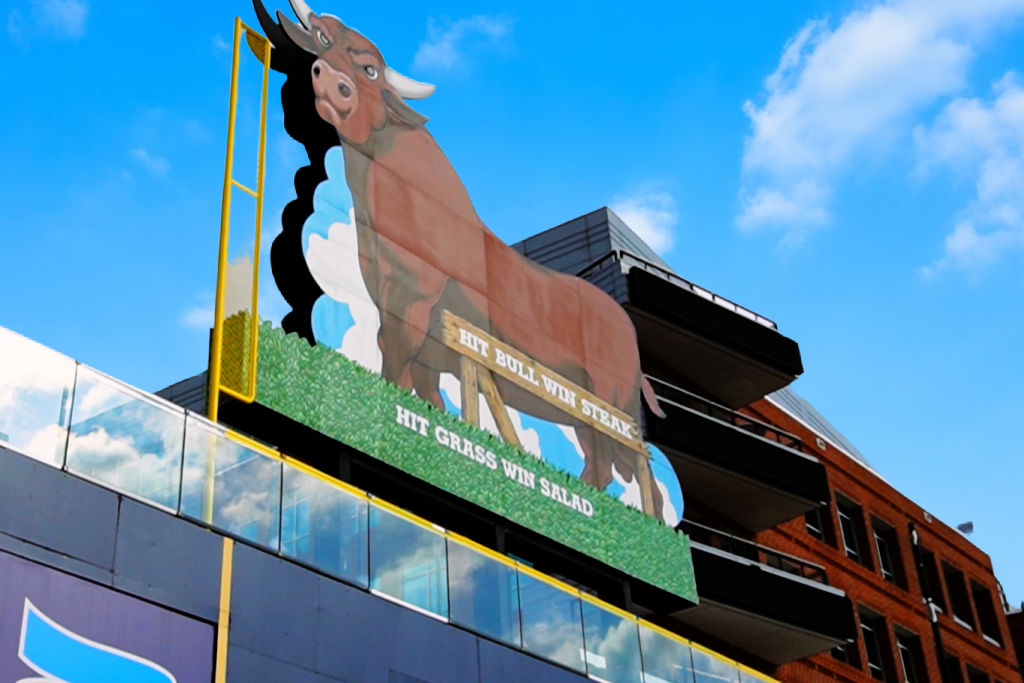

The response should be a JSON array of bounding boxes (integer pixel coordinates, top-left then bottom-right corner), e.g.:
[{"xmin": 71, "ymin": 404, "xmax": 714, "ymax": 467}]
[
  {"xmin": 476, "ymin": 367, "xmax": 522, "ymax": 449},
  {"xmin": 633, "ymin": 452, "xmax": 659, "ymax": 517},
  {"xmin": 460, "ymin": 356, "xmax": 480, "ymax": 427}
]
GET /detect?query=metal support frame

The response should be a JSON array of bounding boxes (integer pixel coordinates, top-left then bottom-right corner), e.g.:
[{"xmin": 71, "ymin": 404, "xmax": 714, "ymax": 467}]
[{"xmin": 207, "ymin": 17, "xmax": 271, "ymax": 424}]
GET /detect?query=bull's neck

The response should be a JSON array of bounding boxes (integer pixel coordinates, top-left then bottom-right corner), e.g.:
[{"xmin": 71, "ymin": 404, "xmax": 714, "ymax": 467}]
[{"xmin": 341, "ymin": 126, "xmax": 487, "ymax": 232}]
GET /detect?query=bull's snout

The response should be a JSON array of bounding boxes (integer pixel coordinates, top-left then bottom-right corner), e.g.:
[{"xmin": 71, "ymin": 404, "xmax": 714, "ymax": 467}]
[{"xmin": 312, "ymin": 59, "xmax": 355, "ymax": 102}]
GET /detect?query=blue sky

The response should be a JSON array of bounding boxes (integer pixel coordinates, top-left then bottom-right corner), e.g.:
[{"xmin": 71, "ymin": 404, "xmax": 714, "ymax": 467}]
[{"xmin": 1, "ymin": 0, "xmax": 1021, "ymax": 606}]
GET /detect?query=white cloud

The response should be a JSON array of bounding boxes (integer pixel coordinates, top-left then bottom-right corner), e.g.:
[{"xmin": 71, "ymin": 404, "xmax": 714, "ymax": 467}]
[
  {"xmin": 739, "ymin": 0, "xmax": 1024, "ymax": 239},
  {"xmin": 7, "ymin": 0, "xmax": 87, "ymax": 40},
  {"xmin": 130, "ymin": 147, "xmax": 170, "ymax": 177},
  {"xmin": 181, "ymin": 293, "xmax": 214, "ymax": 330},
  {"xmin": 610, "ymin": 191, "xmax": 679, "ymax": 254},
  {"xmin": 181, "ymin": 305, "xmax": 213, "ymax": 329},
  {"xmin": 413, "ymin": 15, "xmax": 513, "ymax": 72},
  {"xmin": 916, "ymin": 73, "xmax": 1024, "ymax": 274}
]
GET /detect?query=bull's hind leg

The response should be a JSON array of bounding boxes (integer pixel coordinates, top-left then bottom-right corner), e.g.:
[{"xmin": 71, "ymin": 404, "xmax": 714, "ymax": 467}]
[
  {"xmin": 411, "ymin": 360, "xmax": 444, "ymax": 409},
  {"xmin": 576, "ymin": 427, "xmax": 615, "ymax": 491}
]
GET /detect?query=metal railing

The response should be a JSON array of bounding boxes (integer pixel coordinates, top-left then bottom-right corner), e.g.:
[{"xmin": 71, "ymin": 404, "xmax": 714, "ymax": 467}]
[
  {"xmin": 647, "ymin": 376, "xmax": 807, "ymax": 454},
  {"xmin": 679, "ymin": 520, "xmax": 828, "ymax": 585},
  {"xmin": 0, "ymin": 324, "xmax": 780, "ymax": 683},
  {"xmin": 576, "ymin": 250, "xmax": 779, "ymax": 330}
]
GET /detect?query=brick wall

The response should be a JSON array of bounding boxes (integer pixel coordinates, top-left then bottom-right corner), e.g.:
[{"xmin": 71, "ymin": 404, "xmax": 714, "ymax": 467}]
[{"xmin": 744, "ymin": 399, "xmax": 1020, "ymax": 683}]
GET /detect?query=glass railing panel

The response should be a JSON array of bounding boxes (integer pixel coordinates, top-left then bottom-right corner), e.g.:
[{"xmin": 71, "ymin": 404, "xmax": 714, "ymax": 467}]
[
  {"xmin": 447, "ymin": 539, "xmax": 521, "ymax": 648},
  {"xmin": 638, "ymin": 623, "xmax": 695, "ymax": 683},
  {"xmin": 368, "ymin": 506, "xmax": 448, "ymax": 619},
  {"xmin": 692, "ymin": 646, "xmax": 741, "ymax": 683},
  {"xmin": 281, "ymin": 466, "xmax": 368, "ymax": 588},
  {"xmin": 0, "ymin": 327, "xmax": 77, "ymax": 467},
  {"xmin": 517, "ymin": 571, "xmax": 586, "ymax": 673},
  {"xmin": 581, "ymin": 599, "xmax": 643, "ymax": 682},
  {"xmin": 180, "ymin": 416, "xmax": 281, "ymax": 550},
  {"xmin": 66, "ymin": 366, "xmax": 184, "ymax": 510}
]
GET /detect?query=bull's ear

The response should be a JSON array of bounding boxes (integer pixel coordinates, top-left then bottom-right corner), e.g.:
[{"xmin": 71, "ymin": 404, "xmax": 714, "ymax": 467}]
[{"xmin": 383, "ymin": 90, "xmax": 428, "ymax": 128}]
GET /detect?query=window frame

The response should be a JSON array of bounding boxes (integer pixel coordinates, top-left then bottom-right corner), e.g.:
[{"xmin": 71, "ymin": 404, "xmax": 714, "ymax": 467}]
[
  {"xmin": 942, "ymin": 561, "xmax": 977, "ymax": 631},
  {"xmin": 894, "ymin": 626, "xmax": 925, "ymax": 683},
  {"xmin": 836, "ymin": 493, "xmax": 872, "ymax": 569},
  {"xmin": 805, "ymin": 507, "xmax": 826, "ymax": 542},
  {"xmin": 916, "ymin": 546, "xmax": 947, "ymax": 612},
  {"xmin": 871, "ymin": 516, "xmax": 906, "ymax": 588},
  {"xmin": 944, "ymin": 651, "xmax": 965, "ymax": 683},
  {"xmin": 859, "ymin": 607, "xmax": 894, "ymax": 682},
  {"xmin": 970, "ymin": 580, "xmax": 1004, "ymax": 647},
  {"xmin": 966, "ymin": 664, "xmax": 991, "ymax": 683}
]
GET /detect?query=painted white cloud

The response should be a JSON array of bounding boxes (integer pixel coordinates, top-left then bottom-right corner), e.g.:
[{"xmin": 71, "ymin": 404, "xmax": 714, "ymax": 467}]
[
  {"xmin": 915, "ymin": 72, "xmax": 1024, "ymax": 274},
  {"xmin": 413, "ymin": 15, "xmax": 512, "ymax": 72},
  {"xmin": 611, "ymin": 463, "xmax": 678, "ymax": 527},
  {"xmin": 739, "ymin": 0, "xmax": 1024, "ymax": 241},
  {"xmin": 305, "ymin": 210, "xmax": 383, "ymax": 372},
  {"xmin": 7, "ymin": 0, "xmax": 88, "ymax": 40},
  {"xmin": 611, "ymin": 191, "xmax": 679, "ymax": 254}
]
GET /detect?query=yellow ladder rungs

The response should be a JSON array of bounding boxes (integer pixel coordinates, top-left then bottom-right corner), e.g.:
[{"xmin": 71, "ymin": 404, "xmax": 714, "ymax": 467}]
[{"xmin": 230, "ymin": 179, "xmax": 258, "ymax": 198}]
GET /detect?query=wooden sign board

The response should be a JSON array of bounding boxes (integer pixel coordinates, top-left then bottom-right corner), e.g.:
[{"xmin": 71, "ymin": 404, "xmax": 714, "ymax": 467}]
[{"xmin": 442, "ymin": 310, "xmax": 648, "ymax": 456}]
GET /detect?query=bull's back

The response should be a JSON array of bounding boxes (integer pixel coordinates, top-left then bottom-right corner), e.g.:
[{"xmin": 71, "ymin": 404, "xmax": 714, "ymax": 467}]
[{"xmin": 484, "ymin": 233, "xmax": 642, "ymax": 403}]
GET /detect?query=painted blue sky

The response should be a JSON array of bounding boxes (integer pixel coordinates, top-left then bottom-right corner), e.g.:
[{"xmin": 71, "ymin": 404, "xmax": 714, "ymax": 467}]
[{"xmin": 0, "ymin": 0, "xmax": 1021, "ymax": 605}]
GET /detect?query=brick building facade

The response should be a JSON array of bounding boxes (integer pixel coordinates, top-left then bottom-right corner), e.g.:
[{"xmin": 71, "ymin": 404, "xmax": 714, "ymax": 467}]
[{"xmin": 748, "ymin": 398, "xmax": 1019, "ymax": 683}]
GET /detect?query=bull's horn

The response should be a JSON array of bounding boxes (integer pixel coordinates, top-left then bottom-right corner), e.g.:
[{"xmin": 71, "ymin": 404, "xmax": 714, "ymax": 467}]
[
  {"xmin": 384, "ymin": 67, "xmax": 435, "ymax": 100},
  {"xmin": 288, "ymin": 0, "xmax": 315, "ymax": 29}
]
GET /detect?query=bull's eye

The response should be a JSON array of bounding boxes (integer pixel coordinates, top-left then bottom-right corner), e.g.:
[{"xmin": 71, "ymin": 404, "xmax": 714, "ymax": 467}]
[
  {"xmin": 363, "ymin": 65, "xmax": 379, "ymax": 80},
  {"xmin": 316, "ymin": 29, "xmax": 330, "ymax": 47}
]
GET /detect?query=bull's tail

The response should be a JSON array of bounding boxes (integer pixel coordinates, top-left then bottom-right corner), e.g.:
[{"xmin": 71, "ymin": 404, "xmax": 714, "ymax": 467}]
[{"xmin": 641, "ymin": 376, "xmax": 666, "ymax": 418}]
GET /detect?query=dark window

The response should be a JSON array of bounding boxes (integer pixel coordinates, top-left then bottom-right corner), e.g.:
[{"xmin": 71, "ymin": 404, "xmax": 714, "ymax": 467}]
[
  {"xmin": 837, "ymin": 495, "xmax": 872, "ymax": 568},
  {"xmin": 943, "ymin": 562, "xmax": 975, "ymax": 629},
  {"xmin": 861, "ymin": 610, "xmax": 894, "ymax": 681},
  {"xmin": 916, "ymin": 547, "xmax": 947, "ymax": 611},
  {"xmin": 872, "ymin": 518, "xmax": 905, "ymax": 587},
  {"xmin": 832, "ymin": 642, "xmax": 860, "ymax": 668},
  {"xmin": 970, "ymin": 581, "xmax": 1003, "ymax": 645},
  {"xmin": 966, "ymin": 665, "xmax": 990, "ymax": 683},
  {"xmin": 944, "ymin": 652, "xmax": 964, "ymax": 683},
  {"xmin": 806, "ymin": 508, "xmax": 825, "ymax": 540},
  {"xmin": 895, "ymin": 629, "xmax": 925, "ymax": 683}
]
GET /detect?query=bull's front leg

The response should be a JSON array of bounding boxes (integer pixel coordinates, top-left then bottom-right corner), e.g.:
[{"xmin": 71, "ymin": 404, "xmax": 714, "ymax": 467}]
[
  {"xmin": 376, "ymin": 284, "xmax": 440, "ymax": 399},
  {"xmin": 378, "ymin": 318, "xmax": 414, "ymax": 388}
]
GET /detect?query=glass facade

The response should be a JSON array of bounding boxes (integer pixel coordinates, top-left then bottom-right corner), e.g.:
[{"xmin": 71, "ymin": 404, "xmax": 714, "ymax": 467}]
[
  {"xmin": 518, "ymin": 570, "xmax": 586, "ymax": 673},
  {"xmin": 447, "ymin": 540, "xmax": 521, "ymax": 647},
  {"xmin": 369, "ymin": 506, "xmax": 448, "ymax": 618},
  {"xmin": 0, "ymin": 326, "xmax": 776, "ymax": 683},
  {"xmin": 639, "ymin": 624, "xmax": 695, "ymax": 683},
  {"xmin": 281, "ymin": 466, "xmax": 368, "ymax": 587},
  {"xmin": 0, "ymin": 329, "xmax": 76, "ymax": 467},
  {"xmin": 66, "ymin": 366, "xmax": 185, "ymax": 511},
  {"xmin": 180, "ymin": 416, "xmax": 282, "ymax": 550},
  {"xmin": 581, "ymin": 598, "xmax": 644, "ymax": 683}
]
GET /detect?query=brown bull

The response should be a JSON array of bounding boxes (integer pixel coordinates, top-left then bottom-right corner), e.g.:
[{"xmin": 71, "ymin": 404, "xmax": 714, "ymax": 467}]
[{"xmin": 256, "ymin": 0, "xmax": 666, "ymax": 514}]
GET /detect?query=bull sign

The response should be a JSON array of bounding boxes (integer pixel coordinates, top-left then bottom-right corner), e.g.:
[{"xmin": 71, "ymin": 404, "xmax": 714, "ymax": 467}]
[{"xmin": 255, "ymin": 0, "xmax": 681, "ymax": 524}]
